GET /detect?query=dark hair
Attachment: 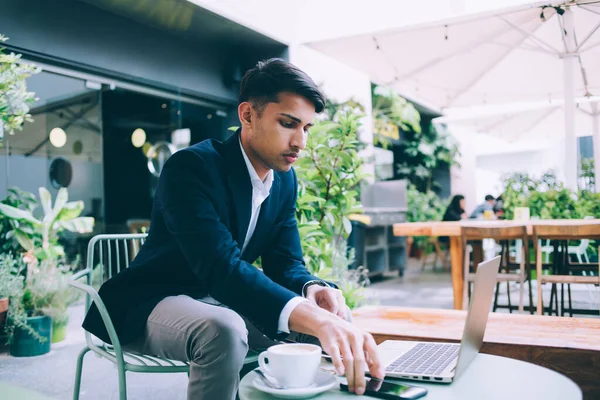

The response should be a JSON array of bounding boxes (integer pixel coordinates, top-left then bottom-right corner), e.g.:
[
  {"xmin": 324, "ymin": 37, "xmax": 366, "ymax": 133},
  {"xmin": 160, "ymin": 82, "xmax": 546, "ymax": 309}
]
[
  {"xmin": 448, "ymin": 195, "xmax": 465, "ymax": 213},
  {"xmin": 485, "ymin": 194, "xmax": 495, "ymax": 201},
  {"xmin": 238, "ymin": 58, "xmax": 325, "ymax": 115}
]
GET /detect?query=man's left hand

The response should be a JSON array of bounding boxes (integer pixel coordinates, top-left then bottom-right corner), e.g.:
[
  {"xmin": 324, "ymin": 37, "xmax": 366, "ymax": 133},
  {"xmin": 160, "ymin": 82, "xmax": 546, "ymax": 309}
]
[{"xmin": 305, "ymin": 284, "xmax": 349, "ymax": 319}]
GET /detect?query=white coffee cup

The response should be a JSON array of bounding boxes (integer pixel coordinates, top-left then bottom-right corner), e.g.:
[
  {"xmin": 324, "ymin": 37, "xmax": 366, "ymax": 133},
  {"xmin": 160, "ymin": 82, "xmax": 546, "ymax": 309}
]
[{"xmin": 258, "ymin": 343, "xmax": 322, "ymax": 388}]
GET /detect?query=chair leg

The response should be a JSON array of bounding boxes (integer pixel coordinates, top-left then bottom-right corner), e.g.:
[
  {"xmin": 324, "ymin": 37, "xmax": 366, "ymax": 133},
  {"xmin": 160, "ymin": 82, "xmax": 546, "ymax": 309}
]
[
  {"xmin": 117, "ymin": 358, "xmax": 128, "ymax": 400},
  {"xmin": 536, "ymin": 240, "xmax": 543, "ymax": 315},
  {"xmin": 73, "ymin": 347, "xmax": 91, "ymax": 400},
  {"xmin": 493, "ymin": 282, "xmax": 501, "ymax": 312},
  {"xmin": 519, "ymin": 243, "xmax": 525, "ymax": 313},
  {"xmin": 506, "ymin": 281, "xmax": 512, "ymax": 313},
  {"xmin": 560, "ymin": 283, "xmax": 565, "ymax": 317},
  {"xmin": 568, "ymin": 284, "xmax": 573, "ymax": 317},
  {"xmin": 463, "ymin": 246, "xmax": 470, "ymax": 310}
]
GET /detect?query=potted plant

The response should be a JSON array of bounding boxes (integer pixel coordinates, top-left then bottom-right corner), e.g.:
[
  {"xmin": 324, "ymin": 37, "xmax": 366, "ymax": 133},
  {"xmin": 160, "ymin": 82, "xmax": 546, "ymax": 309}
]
[
  {"xmin": 7, "ymin": 257, "xmax": 56, "ymax": 356},
  {"xmin": 0, "ymin": 35, "xmax": 39, "ymax": 142}
]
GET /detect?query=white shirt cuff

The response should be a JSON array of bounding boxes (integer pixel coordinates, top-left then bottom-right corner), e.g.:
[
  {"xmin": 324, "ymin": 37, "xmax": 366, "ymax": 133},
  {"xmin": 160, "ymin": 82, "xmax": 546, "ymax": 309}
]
[{"xmin": 278, "ymin": 297, "xmax": 310, "ymax": 334}]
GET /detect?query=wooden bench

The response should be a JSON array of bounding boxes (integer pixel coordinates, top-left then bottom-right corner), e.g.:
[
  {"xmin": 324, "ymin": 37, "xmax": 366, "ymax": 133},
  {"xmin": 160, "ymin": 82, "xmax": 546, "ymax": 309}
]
[{"xmin": 353, "ymin": 306, "xmax": 600, "ymax": 400}]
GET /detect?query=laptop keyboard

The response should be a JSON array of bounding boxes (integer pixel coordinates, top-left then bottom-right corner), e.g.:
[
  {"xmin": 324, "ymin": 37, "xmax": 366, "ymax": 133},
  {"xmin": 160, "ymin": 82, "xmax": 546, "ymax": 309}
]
[{"xmin": 385, "ymin": 343, "xmax": 460, "ymax": 376}]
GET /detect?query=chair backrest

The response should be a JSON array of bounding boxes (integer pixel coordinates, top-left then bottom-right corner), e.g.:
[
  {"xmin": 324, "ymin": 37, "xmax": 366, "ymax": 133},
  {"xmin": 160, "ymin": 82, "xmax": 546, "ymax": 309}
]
[
  {"xmin": 82, "ymin": 234, "xmax": 148, "ymax": 346},
  {"xmin": 86, "ymin": 233, "xmax": 148, "ymax": 307},
  {"xmin": 461, "ymin": 224, "xmax": 527, "ymax": 242}
]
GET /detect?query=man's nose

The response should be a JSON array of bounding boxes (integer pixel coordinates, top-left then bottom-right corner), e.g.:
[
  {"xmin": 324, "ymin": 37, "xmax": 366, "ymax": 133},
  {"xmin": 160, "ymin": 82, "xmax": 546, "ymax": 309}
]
[{"xmin": 290, "ymin": 128, "xmax": 307, "ymax": 151}]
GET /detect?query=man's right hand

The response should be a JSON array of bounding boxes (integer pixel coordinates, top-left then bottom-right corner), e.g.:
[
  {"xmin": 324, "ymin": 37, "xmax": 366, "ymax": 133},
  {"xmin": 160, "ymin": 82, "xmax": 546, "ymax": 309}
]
[{"xmin": 289, "ymin": 302, "xmax": 385, "ymax": 395}]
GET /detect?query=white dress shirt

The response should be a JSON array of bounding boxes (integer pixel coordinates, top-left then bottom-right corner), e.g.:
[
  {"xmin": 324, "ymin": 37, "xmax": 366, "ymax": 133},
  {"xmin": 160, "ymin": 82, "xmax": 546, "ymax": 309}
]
[{"xmin": 238, "ymin": 139, "xmax": 308, "ymax": 333}]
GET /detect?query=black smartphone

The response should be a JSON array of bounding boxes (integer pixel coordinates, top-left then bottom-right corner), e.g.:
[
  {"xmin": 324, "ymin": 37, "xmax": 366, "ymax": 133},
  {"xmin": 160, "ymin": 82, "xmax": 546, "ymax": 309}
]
[{"xmin": 340, "ymin": 377, "xmax": 428, "ymax": 400}]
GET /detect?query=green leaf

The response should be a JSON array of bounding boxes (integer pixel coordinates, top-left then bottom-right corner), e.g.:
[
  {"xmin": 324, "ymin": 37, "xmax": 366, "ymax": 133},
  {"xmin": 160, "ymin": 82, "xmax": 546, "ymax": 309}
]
[
  {"xmin": 53, "ymin": 187, "xmax": 68, "ymax": 215},
  {"xmin": 39, "ymin": 187, "xmax": 53, "ymax": 216},
  {"xmin": 0, "ymin": 203, "xmax": 40, "ymax": 225},
  {"xmin": 56, "ymin": 201, "xmax": 84, "ymax": 221},
  {"xmin": 57, "ymin": 217, "xmax": 94, "ymax": 233},
  {"xmin": 14, "ymin": 229, "xmax": 33, "ymax": 251}
]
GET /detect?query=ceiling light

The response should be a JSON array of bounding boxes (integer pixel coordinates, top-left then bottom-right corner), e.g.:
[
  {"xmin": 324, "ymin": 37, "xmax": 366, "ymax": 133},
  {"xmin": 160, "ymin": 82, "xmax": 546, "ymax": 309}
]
[
  {"xmin": 131, "ymin": 128, "xmax": 146, "ymax": 148},
  {"xmin": 49, "ymin": 128, "xmax": 67, "ymax": 148}
]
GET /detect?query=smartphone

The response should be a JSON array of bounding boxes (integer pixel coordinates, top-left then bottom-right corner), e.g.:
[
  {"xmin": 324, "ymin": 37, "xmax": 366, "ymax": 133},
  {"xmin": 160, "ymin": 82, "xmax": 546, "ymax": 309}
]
[{"xmin": 340, "ymin": 377, "xmax": 428, "ymax": 400}]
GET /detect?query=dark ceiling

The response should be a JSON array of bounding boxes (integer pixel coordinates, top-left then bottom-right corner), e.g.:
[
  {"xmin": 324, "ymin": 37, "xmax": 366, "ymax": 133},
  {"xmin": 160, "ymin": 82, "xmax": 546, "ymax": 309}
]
[{"xmin": 77, "ymin": 0, "xmax": 286, "ymax": 49}]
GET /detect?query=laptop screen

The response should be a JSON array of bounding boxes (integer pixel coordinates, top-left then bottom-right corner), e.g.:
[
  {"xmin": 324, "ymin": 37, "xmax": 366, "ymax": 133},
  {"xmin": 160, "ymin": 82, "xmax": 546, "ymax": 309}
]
[{"xmin": 453, "ymin": 256, "xmax": 501, "ymax": 379}]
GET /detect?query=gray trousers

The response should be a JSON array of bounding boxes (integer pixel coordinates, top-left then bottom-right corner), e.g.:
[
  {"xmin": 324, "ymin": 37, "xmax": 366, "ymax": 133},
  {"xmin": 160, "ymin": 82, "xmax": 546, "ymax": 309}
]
[{"xmin": 124, "ymin": 295, "xmax": 317, "ymax": 400}]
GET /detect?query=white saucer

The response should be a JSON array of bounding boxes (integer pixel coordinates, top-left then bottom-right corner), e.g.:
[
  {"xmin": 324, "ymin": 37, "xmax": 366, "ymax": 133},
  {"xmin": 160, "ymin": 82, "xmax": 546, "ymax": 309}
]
[{"xmin": 251, "ymin": 369, "xmax": 338, "ymax": 399}]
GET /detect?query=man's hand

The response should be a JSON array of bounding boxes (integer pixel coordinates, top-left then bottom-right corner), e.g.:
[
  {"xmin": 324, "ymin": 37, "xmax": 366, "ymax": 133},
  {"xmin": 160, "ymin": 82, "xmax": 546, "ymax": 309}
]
[
  {"xmin": 289, "ymin": 302, "xmax": 385, "ymax": 396},
  {"xmin": 305, "ymin": 284, "xmax": 349, "ymax": 319}
]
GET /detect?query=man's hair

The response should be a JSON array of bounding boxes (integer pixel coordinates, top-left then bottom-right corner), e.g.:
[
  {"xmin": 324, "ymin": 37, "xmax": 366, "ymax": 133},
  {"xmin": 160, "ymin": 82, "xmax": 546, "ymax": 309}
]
[
  {"xmin": 485, "ymin": 194, "xmax": 495, "ymax": 202},
  {"xmin": 238, "ymin": 58, "xmax": 325, "ymax": 116}
]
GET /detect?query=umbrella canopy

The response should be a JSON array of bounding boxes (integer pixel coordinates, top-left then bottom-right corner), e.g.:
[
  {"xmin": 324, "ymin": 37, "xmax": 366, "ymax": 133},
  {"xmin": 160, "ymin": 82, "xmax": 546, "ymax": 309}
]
[
  {"xmin": 436, "ymin": 98, "xmax": 599, "ymax": 142},
  {"xmin": 307, "ymin": 1, "xmax": 600, "ymax": 189}
]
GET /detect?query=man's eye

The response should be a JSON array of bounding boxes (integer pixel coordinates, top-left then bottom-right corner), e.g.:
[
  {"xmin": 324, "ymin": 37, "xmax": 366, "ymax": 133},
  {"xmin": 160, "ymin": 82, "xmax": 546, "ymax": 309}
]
[{"xmin": 281, "ymin": 121, "xmax": 294, "ymax": 128}]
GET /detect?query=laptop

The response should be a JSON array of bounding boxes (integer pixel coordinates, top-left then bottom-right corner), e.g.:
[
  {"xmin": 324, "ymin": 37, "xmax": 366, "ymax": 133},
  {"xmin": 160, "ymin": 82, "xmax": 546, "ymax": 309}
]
[{"xmin": 377, "ymin": 256, "xmax": 501, "ymax": 383}]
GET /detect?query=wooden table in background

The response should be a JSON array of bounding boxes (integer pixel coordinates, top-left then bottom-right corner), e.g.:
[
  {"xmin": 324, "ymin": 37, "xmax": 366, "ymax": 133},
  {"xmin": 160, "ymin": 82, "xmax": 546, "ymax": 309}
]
[
  {"xmin": 353, "ymin": 306, "xmax": 600, "ymax": 400},
  {"xmin": 393, "ymin": 219, "xmax": 600, "ymax": 310}
]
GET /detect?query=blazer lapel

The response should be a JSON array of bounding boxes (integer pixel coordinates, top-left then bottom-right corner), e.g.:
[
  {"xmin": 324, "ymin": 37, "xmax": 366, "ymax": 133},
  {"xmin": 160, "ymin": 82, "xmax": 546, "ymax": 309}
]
[{"xmin": 224, "ymin": 131, "xmax": 252, "ymax": 250}]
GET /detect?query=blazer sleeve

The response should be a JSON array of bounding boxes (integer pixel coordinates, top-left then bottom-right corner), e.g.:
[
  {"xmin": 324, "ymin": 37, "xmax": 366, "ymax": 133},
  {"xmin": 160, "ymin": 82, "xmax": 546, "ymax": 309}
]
[
  {"xmin": 261, "ymin": 168, "xmax": 328, "ymax": 295},
  {"xmin": 157, "ymin": 149, "xmax": 298, "ymax": 336}
]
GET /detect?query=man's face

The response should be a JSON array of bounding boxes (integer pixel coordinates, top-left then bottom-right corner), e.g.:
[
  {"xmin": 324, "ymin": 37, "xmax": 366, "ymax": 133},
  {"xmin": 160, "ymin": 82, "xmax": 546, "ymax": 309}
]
[{"xmin": 240, "ymin": 92, "xmax": 316, "ymax": 176}]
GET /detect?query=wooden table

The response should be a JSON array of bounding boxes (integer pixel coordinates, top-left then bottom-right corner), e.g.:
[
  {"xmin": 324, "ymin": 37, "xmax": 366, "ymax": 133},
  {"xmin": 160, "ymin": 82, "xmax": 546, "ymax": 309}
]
[
  {"xmin": 393, "ymin": 219, "xmax": 600, "ymax": 310},
  {"xmin": 353, "ymin": 306, "xmax": 600, "ymax": 400}
]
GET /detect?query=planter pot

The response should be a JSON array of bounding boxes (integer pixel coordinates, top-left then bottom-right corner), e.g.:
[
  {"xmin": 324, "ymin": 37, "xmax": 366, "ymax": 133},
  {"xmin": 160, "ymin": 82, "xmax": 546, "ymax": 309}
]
[
  {"xmin": 0, "ymin": 297, "xmax": 8, "ymax": 327},
  {"xmin": 51, "ymin": 320, "xmax": 67, "ymax": 343},
  {"xmin": 9, "ymin": 315, "xmax": 52, "ymax": 357}
]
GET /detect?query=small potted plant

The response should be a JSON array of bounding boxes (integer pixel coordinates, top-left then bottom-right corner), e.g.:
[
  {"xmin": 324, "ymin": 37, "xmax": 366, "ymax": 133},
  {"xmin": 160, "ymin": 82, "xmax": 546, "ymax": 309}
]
[{"xmin": 6, "ymin": 256, "xmax": 56, "ymax": 357}]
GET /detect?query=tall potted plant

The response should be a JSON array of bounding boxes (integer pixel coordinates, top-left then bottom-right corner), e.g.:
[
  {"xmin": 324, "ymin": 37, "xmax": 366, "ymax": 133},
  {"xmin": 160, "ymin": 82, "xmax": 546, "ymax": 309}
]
[{"xmin": 0, "ymin": 35, "xmax": 39, "ymax": 141}]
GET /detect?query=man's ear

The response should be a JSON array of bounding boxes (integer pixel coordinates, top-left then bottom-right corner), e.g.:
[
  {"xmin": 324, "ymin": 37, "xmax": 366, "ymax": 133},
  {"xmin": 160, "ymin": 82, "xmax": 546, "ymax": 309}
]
[{"xmin": 238, "ymin": 102, "xmax": 253, "ymax": 128}]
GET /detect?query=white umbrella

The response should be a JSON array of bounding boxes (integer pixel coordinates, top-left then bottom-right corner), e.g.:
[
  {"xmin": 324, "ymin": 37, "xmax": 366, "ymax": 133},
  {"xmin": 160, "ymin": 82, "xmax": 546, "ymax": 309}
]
[
  {"xmin": 307, "ymin": 1, "xmax": 600, "ymax": 190},
  {"xmin": 435, "ymin": 98, "xmax": 599, "ymax": 142}
]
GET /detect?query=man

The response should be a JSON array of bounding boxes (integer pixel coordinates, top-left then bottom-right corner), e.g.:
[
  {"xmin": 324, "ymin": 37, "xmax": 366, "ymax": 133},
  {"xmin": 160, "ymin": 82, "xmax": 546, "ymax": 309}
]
[
  {"xmin": 469, "ymin": 194, "xmax": 496, "ymax": 219},
  {"xmin": 83, "ymin": 58, "xmax": 383, "ymax": 399}
]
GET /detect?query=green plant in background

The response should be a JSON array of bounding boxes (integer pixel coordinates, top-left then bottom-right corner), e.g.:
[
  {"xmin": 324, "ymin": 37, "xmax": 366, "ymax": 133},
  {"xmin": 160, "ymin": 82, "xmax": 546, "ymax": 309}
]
[
  {"xmin": 406, "ymin": 184, "xmax": 448, "ymax": 251},
  {"xmin": 579, "ymin": 158, "xmax": 595, "ymax": 193},
  {"xmin": 5, "ymin": 256, "xmax": 78, "ymax": 344},
  {"xmin": 295, "ymin": 109, "xmax": 369, "ymax": 308},
  {"xmin": 576, "ymin": 190, "xmax": 600, "ymax": 219},
  {"xmin": 527, "ymin": 189, "xmax": 579, "ymax": 220},
  {"xmin": 0, "ymin": 187, "xmax": 94, "ymax": 261},
  {"xmin": 0, "ymin": 187, "xmax": 37, "ymax": 256},
  {"xmin": 0, "ymin": 35, "xmax": 40, "ymax": 141},
  {"xmin": 500, "ymin": 170, "xmax": 577, "ymax": 220},
  {"xmin": 0, "ymin": 253, "xmax": 24, "ymax": 301},
  {"xmin": 372, "ymin": 84, "xmax": 421, "ymax": 149}
]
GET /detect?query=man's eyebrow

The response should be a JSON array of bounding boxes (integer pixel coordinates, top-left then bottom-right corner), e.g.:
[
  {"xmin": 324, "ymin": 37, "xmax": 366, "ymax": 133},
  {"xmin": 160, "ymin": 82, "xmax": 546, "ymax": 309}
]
[{"xmin": 279, "ymin": 113, "xmax": 314, "ymax": 127}]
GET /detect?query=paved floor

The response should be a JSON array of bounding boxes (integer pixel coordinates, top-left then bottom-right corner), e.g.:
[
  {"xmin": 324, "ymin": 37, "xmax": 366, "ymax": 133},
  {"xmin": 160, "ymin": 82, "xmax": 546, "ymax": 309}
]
[{"xmin": 1, "ymin": 259, "xmax": 598, "ymax": 399}]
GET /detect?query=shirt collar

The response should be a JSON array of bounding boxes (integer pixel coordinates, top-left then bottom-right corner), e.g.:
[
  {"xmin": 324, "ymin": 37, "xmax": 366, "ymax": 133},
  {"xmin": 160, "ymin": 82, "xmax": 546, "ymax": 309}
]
[{"xmin": 239, "ymin": 136, "xmax": 273, "ymax": 192}]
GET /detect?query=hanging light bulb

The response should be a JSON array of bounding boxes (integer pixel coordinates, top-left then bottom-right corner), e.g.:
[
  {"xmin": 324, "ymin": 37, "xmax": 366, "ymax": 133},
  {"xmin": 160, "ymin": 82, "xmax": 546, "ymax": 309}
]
[
  {"xmin": 49, "ymin": 128, "xmax": 67, "ymax": 148},
  {"xmin": 131, "ymin": 128, "xmax": 146, "ymax": 148}
]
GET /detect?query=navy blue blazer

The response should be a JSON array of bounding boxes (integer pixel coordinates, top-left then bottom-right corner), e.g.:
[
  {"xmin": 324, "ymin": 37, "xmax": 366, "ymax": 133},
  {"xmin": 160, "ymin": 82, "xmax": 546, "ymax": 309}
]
[{"xmin": 82, "ymin": 131, "xmax": 322, "ymax": 345}]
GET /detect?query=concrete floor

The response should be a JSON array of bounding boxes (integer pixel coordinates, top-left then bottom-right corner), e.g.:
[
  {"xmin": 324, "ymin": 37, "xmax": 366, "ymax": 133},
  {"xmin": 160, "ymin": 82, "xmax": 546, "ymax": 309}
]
[{"xmin": 1, "ymin": 259, "xmax": 598, "ymax": 399}]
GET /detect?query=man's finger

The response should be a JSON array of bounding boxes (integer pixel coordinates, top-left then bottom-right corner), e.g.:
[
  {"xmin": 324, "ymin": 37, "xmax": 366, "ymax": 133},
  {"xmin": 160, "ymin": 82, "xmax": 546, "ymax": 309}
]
[
  {"xmin": 324, "ymin": 341, "xmax": 344, "ymax": 376},
  {"xmin": 350, "ymin": 334, "xmax": 367, "ymax": 395},
  {"xmin": 339, "ymin": 340, "xmax": 355, "ymax": 393},
  {"xmin": 364, "ymin": 334, "xmax": 385, "ymax": 379}
]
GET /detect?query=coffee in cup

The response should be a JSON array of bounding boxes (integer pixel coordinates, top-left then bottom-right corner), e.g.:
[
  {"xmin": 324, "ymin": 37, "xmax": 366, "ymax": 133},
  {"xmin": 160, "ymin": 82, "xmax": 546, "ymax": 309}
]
[{"xmin": 258, "ymin": 343, "xmax": 322, "ymax": 388}]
